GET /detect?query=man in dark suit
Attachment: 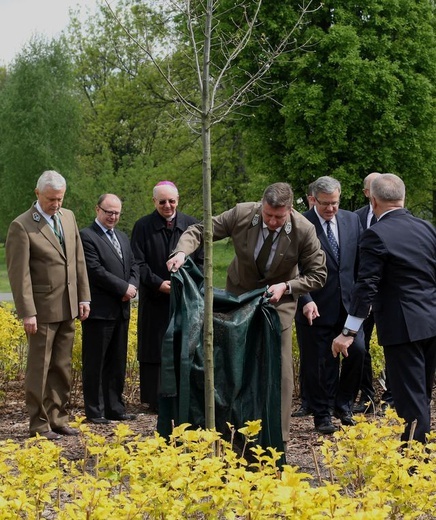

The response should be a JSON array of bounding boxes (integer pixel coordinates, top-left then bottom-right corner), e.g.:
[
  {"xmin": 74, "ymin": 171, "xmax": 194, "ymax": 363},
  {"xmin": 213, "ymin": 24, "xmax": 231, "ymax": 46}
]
[
  {"xmin": 167, "ymin": 182, "xmax": 327, "ymax": 443},
  {"xmin": 131, "ymin": 181, "xmax": 204, "ymax": 413},
  {"xmin": 353, "ymin": 172, "xmax": 381, "ymax": 413},
  {"xmin": 6, "ymin": 170, "xmax": 91, "ymax": 439},
  {"xmin": 295, "ymin": 176, "xmax": 365, "ymax": 434},
  {"xmin": 333, "ymin": 173, "xmax": 436, "ymax": 443},
  {"xmin": 80, "ymin": 194, "xmax": 139, "ymax": 424}
]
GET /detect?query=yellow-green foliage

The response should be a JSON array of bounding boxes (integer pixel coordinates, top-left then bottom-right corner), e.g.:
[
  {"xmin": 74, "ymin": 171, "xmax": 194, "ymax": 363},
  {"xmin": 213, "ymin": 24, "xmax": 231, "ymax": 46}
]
[
  {"xmin": 0, "ymin": 303, "xmax": 26, "ymax": 386},
  {"xmin": 0, "ymin": 414, "xmax": 435, "ymax": 519}
]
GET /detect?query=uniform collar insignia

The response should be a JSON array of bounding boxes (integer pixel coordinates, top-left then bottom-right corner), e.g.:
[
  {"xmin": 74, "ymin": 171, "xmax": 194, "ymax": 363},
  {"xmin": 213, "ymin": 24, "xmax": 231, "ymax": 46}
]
[
  {"xmin": 284, "ymin": 221, "xmax": 292, "ymax": 234},
  {"xmin": 251, "ymin": 214, "xmax": 260, "ymax": 227},
  {"xmin": 32, "ymin": 212, "xmax": 41, "ymax": 222}
]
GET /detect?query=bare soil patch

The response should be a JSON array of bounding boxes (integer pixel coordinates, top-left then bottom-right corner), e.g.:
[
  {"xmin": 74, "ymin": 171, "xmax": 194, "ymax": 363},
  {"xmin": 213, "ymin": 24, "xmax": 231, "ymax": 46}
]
[{"xmin": 1, "ymin": 379, "xmax": 435, "ymax": 482}]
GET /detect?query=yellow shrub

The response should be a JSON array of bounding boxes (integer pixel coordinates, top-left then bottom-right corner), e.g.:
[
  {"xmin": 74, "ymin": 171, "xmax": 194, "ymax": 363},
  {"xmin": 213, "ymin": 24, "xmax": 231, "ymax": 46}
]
[{"xmin": 0, "ymin": 414, "xmax": 435, "ymax": 519}]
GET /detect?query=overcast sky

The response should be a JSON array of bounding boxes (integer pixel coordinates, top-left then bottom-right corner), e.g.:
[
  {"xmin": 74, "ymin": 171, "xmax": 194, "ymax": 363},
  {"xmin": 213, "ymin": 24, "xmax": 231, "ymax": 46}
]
[{"xmin": 0, "ymin": 0, "xmax": 100, "ymax": 66}]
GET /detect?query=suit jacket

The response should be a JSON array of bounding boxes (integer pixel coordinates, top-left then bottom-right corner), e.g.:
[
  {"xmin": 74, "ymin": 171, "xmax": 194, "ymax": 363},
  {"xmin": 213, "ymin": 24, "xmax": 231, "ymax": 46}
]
[
  {"xmin": 6, "ymin": 203, "xmax": 90, "ymax": 321},
  {"xmin": 355, "ymin": 205, "xmax": 371, "ymax": 230},
  {"xmin": 173, "ymin": 202, "xmax": 327, "ymax": 326},
  {"xmin": 349, "ymin": 208, "xmax": 436, "ymax": 346},
  {"xmin": 295, "ymin": 208, "xmax": 363, "ymax": 327},
  {"xmin": 80, "ymin": 222, "xmax": 140, "ymax": 320}
]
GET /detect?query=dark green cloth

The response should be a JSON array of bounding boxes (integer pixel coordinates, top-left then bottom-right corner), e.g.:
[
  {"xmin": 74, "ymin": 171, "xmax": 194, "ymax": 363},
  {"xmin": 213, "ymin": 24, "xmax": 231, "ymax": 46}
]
[{"xmin": 157, "ymin": 259, "xmax": 284, "ymax": 464}]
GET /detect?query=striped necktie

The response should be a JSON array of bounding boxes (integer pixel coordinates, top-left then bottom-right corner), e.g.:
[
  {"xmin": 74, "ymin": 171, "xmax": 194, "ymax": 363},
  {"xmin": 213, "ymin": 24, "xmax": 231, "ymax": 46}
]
[
  {"xmin": 51, "ymin": 214, "xmax": 64, "ymax": 249},
  {"xmin": 107, "ymin": 229, "xmax": 123, "ymax": 258}
]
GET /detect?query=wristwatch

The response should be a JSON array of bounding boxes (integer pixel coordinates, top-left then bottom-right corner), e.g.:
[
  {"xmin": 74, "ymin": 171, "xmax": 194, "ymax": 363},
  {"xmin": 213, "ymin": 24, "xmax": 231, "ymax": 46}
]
[{"xmin": 342, "ymin": 327, "xmax": 357, "ymax": 338}]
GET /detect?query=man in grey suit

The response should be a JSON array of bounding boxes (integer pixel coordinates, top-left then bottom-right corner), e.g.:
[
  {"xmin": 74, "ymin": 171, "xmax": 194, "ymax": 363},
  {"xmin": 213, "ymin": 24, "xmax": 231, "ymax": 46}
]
[
  {"xmin": 6, "ymin": 170, "xmax": 91, "ymax": 439},
  {"xmin": 295, "ymin": 176, "xmax": 365, "ymax": 434},
  {"xmin": 80, "ymin": 194, "xmax": 139, "ymax": 424},
  {"xmin": 167, "ymin": 182, "xmax": 327, "ymax": 443},
  {"xmin": 333, "ymin": 173, "xmax": 436, "ymax": 443}
]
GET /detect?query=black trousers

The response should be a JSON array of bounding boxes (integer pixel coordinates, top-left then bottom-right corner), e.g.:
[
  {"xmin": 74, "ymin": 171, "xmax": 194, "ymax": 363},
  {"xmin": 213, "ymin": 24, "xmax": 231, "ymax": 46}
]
[
  {"xmin": 82, "ymin": 317, "xmax": 129, "ymax": 419},
  {"xmin": 297, "ymin": 320, "xmax": 365, "ymax": 424},
  {"xmin": 384, "ymin": 336, "xmax": 436, "ymax": 443}
]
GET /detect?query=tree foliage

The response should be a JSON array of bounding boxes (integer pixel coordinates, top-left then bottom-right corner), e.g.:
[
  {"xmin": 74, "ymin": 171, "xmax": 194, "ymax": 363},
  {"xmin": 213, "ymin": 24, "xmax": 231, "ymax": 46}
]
[
  {"xmin": 279, "ymin": 0, "xmax": 436, "ymax": 214},
  {"xmin": 0, "ymin": 37, "xmax": 81, "ymax": 237}
]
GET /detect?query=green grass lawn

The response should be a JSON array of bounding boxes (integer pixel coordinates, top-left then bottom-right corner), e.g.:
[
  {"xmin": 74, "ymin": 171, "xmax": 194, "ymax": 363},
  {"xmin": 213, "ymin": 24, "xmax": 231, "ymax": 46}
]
[
  {"xmin": 212, "ymin": 238, "xmax": 234, "ymax": 288},
  {"xmin": 0, "ymin": 245, "xmax": 11, "ymax": 293},
  {"xmin": 0, "ymin": 241, "xmax": 233, "ymax": 294}
]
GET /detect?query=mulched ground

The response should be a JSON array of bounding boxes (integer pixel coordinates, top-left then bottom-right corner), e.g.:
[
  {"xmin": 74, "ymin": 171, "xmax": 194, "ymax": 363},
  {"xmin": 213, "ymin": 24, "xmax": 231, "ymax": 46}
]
[{"xmin": 1, "ymin": 379, "xmax": 435, "ymax": 482}]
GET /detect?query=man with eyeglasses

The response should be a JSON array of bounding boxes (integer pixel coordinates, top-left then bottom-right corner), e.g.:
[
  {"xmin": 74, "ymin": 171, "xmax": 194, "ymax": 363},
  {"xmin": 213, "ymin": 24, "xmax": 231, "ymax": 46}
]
[
  {"xmin": 295, "ymin": 176, "xmax": 365, "ymax": 434},
  {"xmin": 131, "ymin": 181, "xmax": 204, "ymax": 413},
  {"xmin": 80, "ymin": 194, "xmax": 139, "ymax": 424}
]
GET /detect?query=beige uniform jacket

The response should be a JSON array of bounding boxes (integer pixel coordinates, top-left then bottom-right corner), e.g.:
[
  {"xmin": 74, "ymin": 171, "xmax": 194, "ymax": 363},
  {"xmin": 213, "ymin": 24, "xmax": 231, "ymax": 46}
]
[
  {"xmin": 6, "ymin": 204, "xmax": 90, "ymax": 322},
  {"xmin": 173, "ymin": 202, "xmax": 327, "ymax": 327}
]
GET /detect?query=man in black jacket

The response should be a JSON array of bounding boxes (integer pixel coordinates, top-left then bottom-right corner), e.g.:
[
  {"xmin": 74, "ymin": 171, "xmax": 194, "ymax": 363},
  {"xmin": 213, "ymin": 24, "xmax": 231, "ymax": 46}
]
[
  {"xmin": 131, "ymin": 181, "xmax": 204, "ymax": 413},
  {"xmin": 80, "ymin": 194, "xmax": 139, "ymax": 424},
  {"xmin": 333, "ymin": 173, "xmax": 436, "ymax": 443}
]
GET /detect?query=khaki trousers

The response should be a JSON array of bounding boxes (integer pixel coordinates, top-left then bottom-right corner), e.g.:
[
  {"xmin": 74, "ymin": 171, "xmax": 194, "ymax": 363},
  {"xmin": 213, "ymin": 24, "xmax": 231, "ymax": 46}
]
[{"xmin": 25, "ymin": 320, "xmax": 75, "ymax": 435}]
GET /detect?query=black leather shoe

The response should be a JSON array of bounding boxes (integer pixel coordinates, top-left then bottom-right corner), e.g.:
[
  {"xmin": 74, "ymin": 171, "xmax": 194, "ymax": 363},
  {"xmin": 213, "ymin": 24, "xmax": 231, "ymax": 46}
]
[
  {"xmin": 315, "ymin": 420, "xmax": 338, "ymax": 434},
  {"xmin": 334, "ymin": 409, "xmax": 356, "ymax": 426},
  {"xmin": 291, "ymin": 406, "xmax": 312, "ymax": 417},
  {"xmin": 88, "ymin": 417, "xmax": 110, "ymax": 425},
  {"xmin": 106, "ymin": 413, "xmax": 136, "ymax": 421},
  {"xmin": 353, "ymin": 401, "xmax": 375, "ymax": 414}
]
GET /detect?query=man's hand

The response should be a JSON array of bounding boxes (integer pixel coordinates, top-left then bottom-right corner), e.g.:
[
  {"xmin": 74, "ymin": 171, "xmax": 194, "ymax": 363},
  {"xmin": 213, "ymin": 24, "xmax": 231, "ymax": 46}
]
[
  {"xmin": 159, "ymin": 280, "xmax": 171, "ymax": 294},
  {"xmin": 166, "ymin": 252, "xmax": 186, "ymax": 273},
  {"xmin": 265, "ymin": 282, "xmax": 287, "ymax": 304},
  {"xmin": 332, "ymin": 334, "xmax": 354, "ymax": 358},
  {"xmin": 23, "ymin": 316, "xmax": 37, "ymax": 335},
  {"xmin": 302, "ymin": 302, "xmax": 320, "ymax": 325},
  {"xmin": 122, "ymin": 284, "xmax": 137, "ymax": 301},
  {"xmin": 79, "ymin": 303, "xmax": 90, "ymax": 321}
]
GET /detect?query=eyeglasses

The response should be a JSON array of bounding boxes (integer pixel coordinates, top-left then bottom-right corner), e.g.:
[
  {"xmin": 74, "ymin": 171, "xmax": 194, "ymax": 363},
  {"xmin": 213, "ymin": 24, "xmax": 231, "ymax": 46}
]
[
  {"xmin": 98, "ymin": 205, "xmax": 121, "ymax": 217},
  {"xmin": 314, "ymin": 197, "xmax": 340, "ymax": 208},
  {"xmin": 158, "ymin": 199, "xmax": 177, "ymax": 205}
]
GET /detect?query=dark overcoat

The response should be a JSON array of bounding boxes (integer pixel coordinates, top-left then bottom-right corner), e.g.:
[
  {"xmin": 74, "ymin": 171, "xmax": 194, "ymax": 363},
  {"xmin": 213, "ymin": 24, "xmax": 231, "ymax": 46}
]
[{"xmin": 131, "ymin": 210, "xmax": 204, "ymax": 363}]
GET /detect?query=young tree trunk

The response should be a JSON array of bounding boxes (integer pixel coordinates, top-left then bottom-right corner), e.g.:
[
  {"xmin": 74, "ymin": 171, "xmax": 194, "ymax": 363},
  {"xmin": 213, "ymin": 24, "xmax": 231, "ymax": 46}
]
[{"xmin": 201, "ymin": 0, "xmax": 215, "ymax": 429}]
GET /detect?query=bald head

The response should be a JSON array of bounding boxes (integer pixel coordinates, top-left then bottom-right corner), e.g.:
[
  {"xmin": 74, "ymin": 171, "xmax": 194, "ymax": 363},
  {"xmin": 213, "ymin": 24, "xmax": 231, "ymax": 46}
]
[{"xmin": 363, "ymin": 172, "xmax": 381, "ymax": 198}]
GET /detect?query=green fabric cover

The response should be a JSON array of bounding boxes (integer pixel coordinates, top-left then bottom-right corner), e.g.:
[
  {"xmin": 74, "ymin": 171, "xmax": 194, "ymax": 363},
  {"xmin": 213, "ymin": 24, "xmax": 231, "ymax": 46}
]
[{"xmin": 157, "ymin": 259, "xmax": 284, "ymax": 464}]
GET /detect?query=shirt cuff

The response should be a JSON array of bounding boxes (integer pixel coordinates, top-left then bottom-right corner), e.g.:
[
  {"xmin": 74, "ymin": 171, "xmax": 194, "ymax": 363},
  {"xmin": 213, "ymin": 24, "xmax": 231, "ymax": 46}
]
[{"xmin": 344, "ymin": 316, "xmax": 364, "ymax": 332}]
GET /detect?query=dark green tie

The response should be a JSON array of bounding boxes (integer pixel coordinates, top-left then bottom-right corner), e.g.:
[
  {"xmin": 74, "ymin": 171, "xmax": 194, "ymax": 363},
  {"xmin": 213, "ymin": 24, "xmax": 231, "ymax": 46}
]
[
  {"xmin": 51, "ymin": 214, "xmax": 64, "ymax": 248},
  {"xmin": 256, "ymin": 229, "xmax": 275, "ymax": 276}
]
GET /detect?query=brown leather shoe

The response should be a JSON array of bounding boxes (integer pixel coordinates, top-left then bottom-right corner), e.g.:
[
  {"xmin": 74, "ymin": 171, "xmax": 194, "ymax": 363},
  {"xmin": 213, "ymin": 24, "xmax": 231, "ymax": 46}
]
[
  {"xmin": 52, "ymin": 426, "xmax": 79, "ymax": 436},
  {"xmin": 31, "ymin": 431, "xmax": 61, "ymax": 440}
]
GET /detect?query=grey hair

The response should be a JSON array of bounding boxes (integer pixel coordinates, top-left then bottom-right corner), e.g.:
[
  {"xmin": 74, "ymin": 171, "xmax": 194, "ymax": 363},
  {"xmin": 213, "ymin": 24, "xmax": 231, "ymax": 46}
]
[
  {"xmin": 370, "ymin": 173, "xmax": 405, "ymax": 201},
  {"xmin": 363, "ymin": 172, "xmax": 381, "ymax": 190},
  {"xmin": 311, "ymin": 176, "xmax": 341, "ymax": 197},
  {"xmin": 262, "ymin": 182, "xmax": 293, "ymax": 209},
  {"xmin": 36, "ymin": 170, "xmax": 66, "ymax": 191}
]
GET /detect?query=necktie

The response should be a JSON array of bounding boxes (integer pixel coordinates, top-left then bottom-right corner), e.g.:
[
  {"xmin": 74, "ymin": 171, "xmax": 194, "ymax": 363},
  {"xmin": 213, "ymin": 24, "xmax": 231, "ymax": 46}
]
[
  {"xmin": 370, "ymin": 213, "xmax": 377, "ymax": 226},
  {"xmin": 326, "ymin": 221, "xmax": 340, "ymax": 262},
  {"xmin": 166, "ymin": 220, "xmax": 173, "ymax": 229},
  {"xmin": 107, "ymin": 229, "xmax": 123, "ymax": 258},
  {"xmin": 256, "ymin": 229, "xmax": 275, "ymax": 276},
  {"xmin": 51, "ymin": 214, "xmax": 64, "ymax": 248}
]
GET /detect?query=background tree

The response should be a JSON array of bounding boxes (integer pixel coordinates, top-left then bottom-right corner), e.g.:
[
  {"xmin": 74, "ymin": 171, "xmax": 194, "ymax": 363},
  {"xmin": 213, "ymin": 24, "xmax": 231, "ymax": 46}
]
[
  {"xmin": 229, "ymin": 0, "xmax": 436, "ymax": 218},
  {"xmin": 0, "ymin": 37, "xmax": 81, "ymax": 238}
]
